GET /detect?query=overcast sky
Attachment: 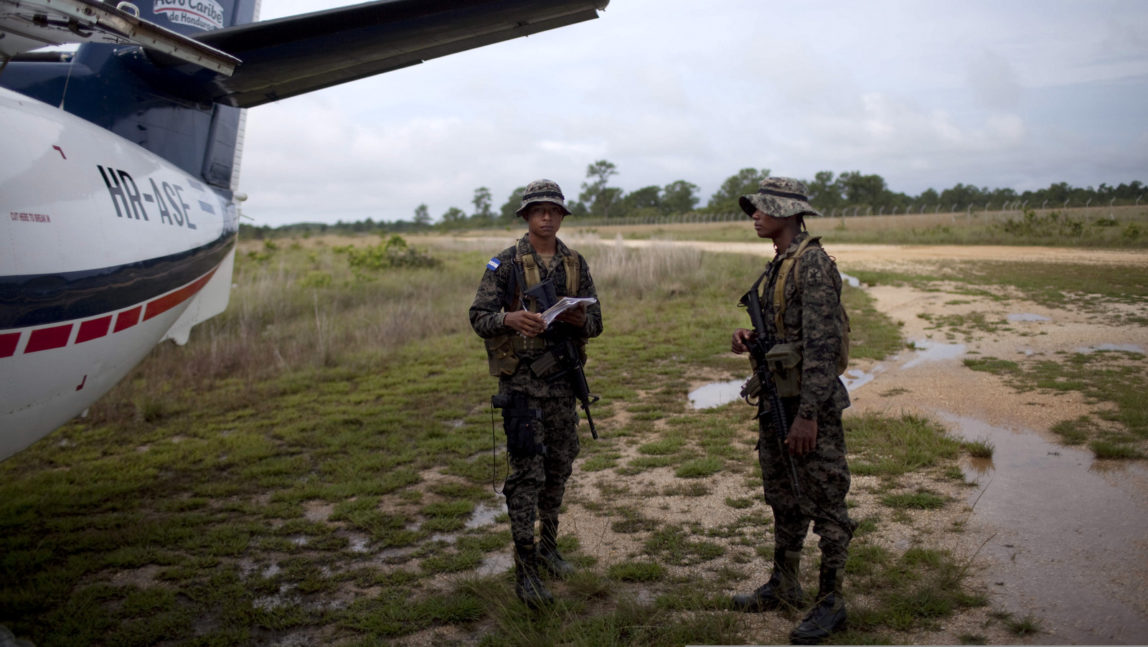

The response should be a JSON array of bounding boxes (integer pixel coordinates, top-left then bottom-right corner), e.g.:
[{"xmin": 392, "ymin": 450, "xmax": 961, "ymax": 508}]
[{"xmin": 239, "ymin": 0, "xmax": 1148, "ymax": 227}]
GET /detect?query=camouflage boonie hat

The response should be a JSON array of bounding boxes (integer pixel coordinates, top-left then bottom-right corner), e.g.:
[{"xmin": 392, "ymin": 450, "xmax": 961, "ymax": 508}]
[
  {"xmin": 739, "ymin": 177, "xmax": 821, "ymax": 218},
  {"xmin": 516, "ymin": 179, "xmax": 571, "ymax": 217}
]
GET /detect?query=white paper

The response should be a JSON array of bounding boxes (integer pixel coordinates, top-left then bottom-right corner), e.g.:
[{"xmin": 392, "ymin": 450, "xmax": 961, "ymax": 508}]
[{"xmin": 541, "ymin": 297, "xmax": 597, "ymax": 326}]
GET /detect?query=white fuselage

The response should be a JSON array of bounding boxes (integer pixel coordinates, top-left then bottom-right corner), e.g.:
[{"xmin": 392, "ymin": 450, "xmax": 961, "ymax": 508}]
[{"xmin": 0, "ymin": 87, "xmax": 237, "ymax": 459}]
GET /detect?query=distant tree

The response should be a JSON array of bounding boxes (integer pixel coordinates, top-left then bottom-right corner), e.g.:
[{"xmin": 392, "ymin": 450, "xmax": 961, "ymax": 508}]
[
  {"xmin": 938, "ymin": 183, "xmax": 985, "ymax": 211},
  {"xmin": 440, "ymin": 206, "xmax": 466, "ymax": 228},
  {"xmin": 837, "ymin": 171, "xmax": 888, "ymax": 208},
  {"xmin": 579, "ymin": 159, "xmax": 621, "ymax": 218},
  {"xmin": 567, "ymin": 199, "xmax": 589, "ymax": 218},
  {"xmin": 806, "ymin": 171, "xmax": 842, "ymax": 212},
  {"xmin": 499, "ymin": 186, "xmax": 526, "ymax": 221},
  {"xmin": 413, "ymin": 203, "xmax": 431, "ymax": 227},
  {"xmin": 471, "ymin": 186, "xmax": 493, "ymax": 222},
  {"xmin": 661, "ymin": 180, "xmax": 699, "ymax": 214},
  {"xmin": 707, "ymin": 167, "xmax": 770, "ymax": 210},
  {"xmin": 1043, "ymin": 182, "xmax": 1072, "ymax": 205},
  {"xmin": 623, "ymin": 185, "xmax": 661, "ymax": 210}
]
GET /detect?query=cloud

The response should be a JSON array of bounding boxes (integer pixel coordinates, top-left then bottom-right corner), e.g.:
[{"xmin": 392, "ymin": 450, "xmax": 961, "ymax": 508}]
[{"xmin": 237, "ymin": 0, "xmax": 1148, "ymax": 225}]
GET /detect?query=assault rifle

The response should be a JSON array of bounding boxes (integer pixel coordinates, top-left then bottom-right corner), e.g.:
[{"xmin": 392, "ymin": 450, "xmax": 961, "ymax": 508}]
[
  {"xmin": 522, "ymin": 280, "xmax": 599, "ymax": 439},
  {"xmin": 738, "ymin": 276, "xmax": 801, "ymax": 496}
]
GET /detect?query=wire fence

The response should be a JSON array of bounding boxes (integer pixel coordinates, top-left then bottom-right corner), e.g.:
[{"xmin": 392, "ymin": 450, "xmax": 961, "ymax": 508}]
[{"xmin": 562, "ymin": 200, "xmax": 1146, "ymax": 229}]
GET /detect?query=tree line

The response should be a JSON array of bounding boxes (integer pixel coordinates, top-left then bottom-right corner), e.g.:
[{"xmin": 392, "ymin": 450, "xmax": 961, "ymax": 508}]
[{"xmin": 247, "ymin": 161, "xmax": 1145, "ymax": 236}]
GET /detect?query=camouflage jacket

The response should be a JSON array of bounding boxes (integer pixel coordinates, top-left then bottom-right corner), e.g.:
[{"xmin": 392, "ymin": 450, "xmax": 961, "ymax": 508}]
[
  {"xmin": 469, "ymin": 234, "xmax": 603, "ymax": 397},
  {"xmin": 756, "ymin": 231, "xmax": 850, "ymax": 419}
]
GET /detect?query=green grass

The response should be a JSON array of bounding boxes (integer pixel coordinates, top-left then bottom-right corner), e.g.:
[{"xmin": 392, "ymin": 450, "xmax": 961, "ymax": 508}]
[
  {"xmin": 0, "ymin": 235, "xmax": 1001, "ymax": 645},
  {"xmin": 962, "ymin": 438, "xmax": 995, "ymax": 459},
  {"xmin": 966, "ymin": 350, "xmax": 1148, "ymax": 458},
  {"xmin": 850, "ymin": 261, "xmax": 1148, "ymax": 316},
  {"xmin": 847, "ymin": 413, "xmax": 964, "ymax": 479}
]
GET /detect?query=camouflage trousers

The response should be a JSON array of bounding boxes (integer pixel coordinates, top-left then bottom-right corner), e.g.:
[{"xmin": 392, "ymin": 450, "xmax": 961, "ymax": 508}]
[
  {"xmin": 502, "ymin": 393, "xmax": 581, "ymax": 546},
  {"xmin": 756, "ymin": 397, "xmax": 854, "ymax": 570}
]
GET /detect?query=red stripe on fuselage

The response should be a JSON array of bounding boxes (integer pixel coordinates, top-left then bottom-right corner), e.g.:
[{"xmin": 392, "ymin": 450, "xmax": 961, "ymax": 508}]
[
  {"xmin": 26, "ymin": 324, "xmax": 73, "ymax": 352},
  {"xmin": 145, "ymin": 269, "xmax": 216, "ymax": 321},
  {"xmin": 76, "ymin": 316, "xmax": 113, "ymax": 343},
  {"xmin": 10, "ymin": 265, "xmax": 221, "ymax": 355},
  {"xmin": 114, "ymin": 306, "xmax": 142, "ymax": 332},
  {"xmin": 0, "ymin": 332, "xmax": 19, "ymax": 357}
]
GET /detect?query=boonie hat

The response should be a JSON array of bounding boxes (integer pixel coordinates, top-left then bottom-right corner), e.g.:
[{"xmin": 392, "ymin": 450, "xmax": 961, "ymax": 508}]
[
  {"xmin": 739, "ymin": 177, "xmax": 822, "ymax": 218},
  {"xmin": 516, "ymin": 179, "xmax": 571, "ymax": 217}
]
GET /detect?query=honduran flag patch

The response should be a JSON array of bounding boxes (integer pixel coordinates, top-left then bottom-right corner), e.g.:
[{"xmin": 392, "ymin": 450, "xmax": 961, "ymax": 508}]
[{"xmin": 487, "ymin": 257, "xmax": 501, "ymax": 271}]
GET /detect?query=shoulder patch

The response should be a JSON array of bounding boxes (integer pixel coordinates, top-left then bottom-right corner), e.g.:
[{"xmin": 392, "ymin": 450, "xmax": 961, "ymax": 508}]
[{"xmin": 486, "ymin": 257, "xmax": 501, "ymax": 271}]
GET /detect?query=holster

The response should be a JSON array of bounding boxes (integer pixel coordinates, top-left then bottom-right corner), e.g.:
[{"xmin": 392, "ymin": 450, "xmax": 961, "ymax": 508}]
[{"xmin": 493, "ymin": 391, "xmax": 546, "ymax": 459}]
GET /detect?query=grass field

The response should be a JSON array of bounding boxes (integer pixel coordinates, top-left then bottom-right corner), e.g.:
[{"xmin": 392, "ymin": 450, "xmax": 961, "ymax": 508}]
[{"xmin": 4, "ymin": 214, "xmax": 1143, "ymax": 645}]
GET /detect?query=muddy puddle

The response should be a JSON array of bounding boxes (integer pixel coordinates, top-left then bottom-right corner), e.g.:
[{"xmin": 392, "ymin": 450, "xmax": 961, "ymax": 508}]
[{"xmin": 941, "ymin": 411, "xmax": 1148, "ymax": 644}]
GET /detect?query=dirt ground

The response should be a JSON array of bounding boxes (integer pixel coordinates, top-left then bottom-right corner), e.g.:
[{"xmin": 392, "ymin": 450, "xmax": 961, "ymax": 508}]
[{"xmin": 552, "ymin": 239, "xmax": 1148, "ymax": 645}]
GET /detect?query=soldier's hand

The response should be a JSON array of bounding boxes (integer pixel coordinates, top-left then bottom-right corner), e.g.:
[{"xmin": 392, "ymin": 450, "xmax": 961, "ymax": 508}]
[
  {"xmin": 786, "ymin": 416, "xmax": 818, "ymax": 456},
  {"xmin": 506, "ymin": 310, "xmax": 546, "ymax": 337},
  {"xmin": 731, "ymin": 328, "xmax": 755, "ymax": 354},
  {"xmin": 556, "ymin": 304, "xmax": 587, "ymax": 327}
]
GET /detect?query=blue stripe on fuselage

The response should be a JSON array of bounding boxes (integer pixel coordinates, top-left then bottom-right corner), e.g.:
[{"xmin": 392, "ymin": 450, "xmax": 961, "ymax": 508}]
[{"xmin": 0, "ymin": 232, "xmax": 236, "ymax": 330}]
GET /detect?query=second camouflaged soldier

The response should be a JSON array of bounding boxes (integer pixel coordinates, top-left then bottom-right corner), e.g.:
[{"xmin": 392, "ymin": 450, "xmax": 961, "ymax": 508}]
[
  {"xmin": 729, "ymin": 177, "xmax": 854, "ymax": 645},
  {"xmin": 469, "ymin": 179, "xmax": 603, "ymax": 608}
]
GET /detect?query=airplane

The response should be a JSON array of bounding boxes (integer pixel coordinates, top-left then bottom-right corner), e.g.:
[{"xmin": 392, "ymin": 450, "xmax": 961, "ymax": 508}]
[{"xmin": 0, "ymin": 0, "xmax": 609, "ymax": 461}]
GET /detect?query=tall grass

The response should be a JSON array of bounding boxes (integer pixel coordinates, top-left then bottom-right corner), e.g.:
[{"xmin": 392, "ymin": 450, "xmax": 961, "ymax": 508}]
[{"xmin": 590, "ymin": 237, "xmax": 704, "ymax": 299}]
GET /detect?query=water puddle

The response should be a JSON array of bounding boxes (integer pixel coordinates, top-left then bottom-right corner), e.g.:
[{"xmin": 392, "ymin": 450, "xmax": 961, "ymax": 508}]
[
  {"xmin": 1074, "ymin": 343, "xmax": 1145, "ymax": 355},
  {"xmin": 901, "ymin": 339, "xmax": 966, "ymax": 369},
  {"xmin": 688, "ymin": 366, "xmax": 882, "ymax": 410},
  {"xmin": 841, "ymin": 367, "xmax": 879, "ymax": 392},
  {"xmin": 346, "ymin": 532, "xmax": 370, "ymax": 554},
  {"xmin": 476, "ymin": 552, "xmax": 514, "ymax": 577},
  {"xmin": 687, "ymin": 379, "xmax": 745, "ymax": 409},
  {"xmin": 938, "ymin": 411, "xmax": 1148, "ymax": 644},
  {"xmin": 1007, "ymin": 313, "xmax": 1051, "ymax": 322},
  {"xmin": 466, "ymin": 502, "xmax": 504, "ymax": 529}
]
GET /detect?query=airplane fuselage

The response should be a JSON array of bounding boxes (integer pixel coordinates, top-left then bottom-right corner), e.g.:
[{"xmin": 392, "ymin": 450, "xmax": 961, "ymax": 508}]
[{"xmin": 0, "ymin": 86, "xmax": 237, "ymax": 459}]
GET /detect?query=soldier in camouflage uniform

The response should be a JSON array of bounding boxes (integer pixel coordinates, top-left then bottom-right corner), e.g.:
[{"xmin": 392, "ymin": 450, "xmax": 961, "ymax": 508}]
[
  {"xmin": 729, "ymin": 177, "xmax": 854, "ymax": 645},
  {"xmin": 469, "ymin": 179, "xmax": 603, "ymax": 609}
]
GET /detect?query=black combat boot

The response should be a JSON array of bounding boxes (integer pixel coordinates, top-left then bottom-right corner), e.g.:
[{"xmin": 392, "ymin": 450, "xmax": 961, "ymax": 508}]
[
  {"xmin": 790, "ymin": 565, "xmax": 846, "ymax": 644},
  {"xmin": 537, "ymin": 517, "xmax": 575, "ymax": 578},
  {"xmin": 731, "ymin": 548, "xmax": 803, "ymax": 612},
  {"xmin": 514, "ymin": 542, "xmax": 554, "ymax": 609}
]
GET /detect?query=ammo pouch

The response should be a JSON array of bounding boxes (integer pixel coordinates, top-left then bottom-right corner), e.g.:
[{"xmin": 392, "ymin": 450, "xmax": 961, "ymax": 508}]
[
  {"xmin": 765, "ymin": 342, "xmax": 802, "ymax": 398},
  {"xmin": 485, "ymin": 333, "xmax": 554, "ymax": 377},
  {"xmin": 492, "ymin": 391, "xmax": 546, "ymax": 458},
  {"xmin": 485, "ymin": 335, "xmax": 519, "ymax": 377},
  {"xmin": 527, "ymin": 337, "xmax": 587, "ymax": 380},
  {"xmin": 529, "ymin": 350, "xmax": 563, "ymax": 379}
]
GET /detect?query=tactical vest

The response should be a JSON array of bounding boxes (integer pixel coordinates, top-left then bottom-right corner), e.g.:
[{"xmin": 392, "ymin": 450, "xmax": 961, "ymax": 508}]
[
  {"xmin": 520, "ymin": 250, "xmax": 581, "ymax": 304},
  {"xmin": 485, "ymin": 249, "xmax": 582, "ymax": 377},
  {"xmin": 769, "ymin": 236, "xmax": 851, "ymax": 376}
]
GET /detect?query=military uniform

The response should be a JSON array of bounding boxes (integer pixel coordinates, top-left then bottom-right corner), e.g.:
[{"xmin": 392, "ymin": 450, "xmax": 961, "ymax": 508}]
[
  {"xmin": 732, "ymin": 177, "xmax": 853, "ymax": 644},
  {"xmin": 468, "ymin": 179, "xmax": 602, "ymax": 608},
  {"xmin": 470, "ymin": 233, "xmax": 602, "ymax": 544},
  {"xmin": 753, "ymin": 230, "xmax": 853, "ymax": 567}
]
